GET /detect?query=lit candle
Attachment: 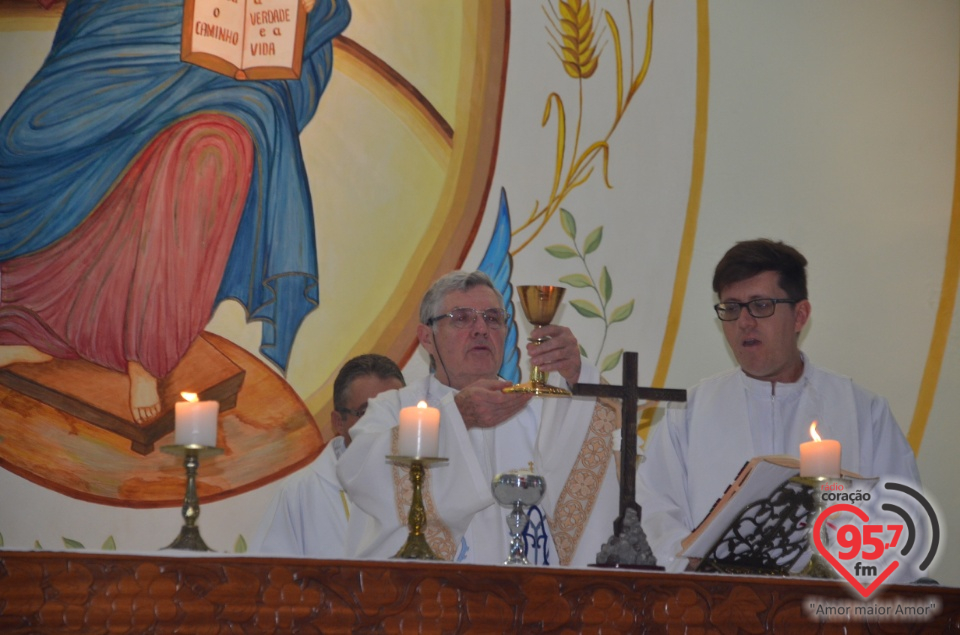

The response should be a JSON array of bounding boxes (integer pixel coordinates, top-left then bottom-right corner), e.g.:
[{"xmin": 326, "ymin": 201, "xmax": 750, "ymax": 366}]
[
  {"xmin": 398, "ymin": 400, "xmax": 440, "ymax": 458},
  {"xmin": 175, "ymin": 392, "xmax": 219, "ymax": 447},
  {"xmin": 799, "ymin": 421, "xmax": 841, "ymax": 477}
]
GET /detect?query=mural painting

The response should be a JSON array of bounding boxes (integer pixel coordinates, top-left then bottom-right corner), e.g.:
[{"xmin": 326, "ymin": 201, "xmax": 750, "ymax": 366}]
[{"xmin": 0, "ymin": 0, "xmax": 508, "ymax": 509}]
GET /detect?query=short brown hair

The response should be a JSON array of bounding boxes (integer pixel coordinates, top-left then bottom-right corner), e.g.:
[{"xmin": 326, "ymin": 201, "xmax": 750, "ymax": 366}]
[
  {"xmin": 333, "ymin": 354, "xmax": 404, "ymax": 411},
  {"xmin": 713, "ymin": 239, "xmax": 808, "ymax": 301}
]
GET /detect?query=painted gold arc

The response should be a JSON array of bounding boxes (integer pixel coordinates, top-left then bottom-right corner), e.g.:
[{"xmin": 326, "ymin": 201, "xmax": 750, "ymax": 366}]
[
  {"xmin": 304, "ymin": 3, "xmax": 509, "ymax": 434},
  {"xmin": 333, "ymin": 37, "xmax": 453, "ymax": 167}
]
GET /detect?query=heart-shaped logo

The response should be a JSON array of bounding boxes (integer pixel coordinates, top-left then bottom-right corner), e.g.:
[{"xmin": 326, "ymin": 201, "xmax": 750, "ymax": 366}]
[{"xmin": 813, "ymin": 503, "xmax": 899, "ymax": 598}]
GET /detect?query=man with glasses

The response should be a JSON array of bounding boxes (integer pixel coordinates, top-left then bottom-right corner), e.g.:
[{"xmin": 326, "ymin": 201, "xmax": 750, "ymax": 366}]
[
  {"xmin": 637, "ymin": 239, "xmax": 920, "ymax": 571},
  {"xmin": 253, "ymin": 354, "xmax": 405, "ymax": 557},
  {"xmin": 337, "ymin": 271, "xmax": 622, "ymax": 566}
]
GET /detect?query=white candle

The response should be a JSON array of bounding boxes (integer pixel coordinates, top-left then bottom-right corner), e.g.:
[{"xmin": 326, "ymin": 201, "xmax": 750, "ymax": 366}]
[
  {"xmin": 398, "ymin": 400, "xmax": 440, "ymax": 458},
  {"xmin": 175, "ymin": 392, "xmax": 219, "ymax": 447},
  {"xmin": 799, "ymin": 421, "xmax": 841, "ymax": 477}
]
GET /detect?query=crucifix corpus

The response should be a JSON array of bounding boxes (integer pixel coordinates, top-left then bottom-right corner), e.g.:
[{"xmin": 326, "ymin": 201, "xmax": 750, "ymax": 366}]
[{"xmin": 572, "ymin": 351, "xmax": 686, "ymax": 567}]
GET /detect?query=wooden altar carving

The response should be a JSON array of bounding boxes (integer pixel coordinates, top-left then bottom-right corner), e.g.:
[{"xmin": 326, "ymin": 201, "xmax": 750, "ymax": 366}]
[{"xmin": 0, "ymin": 551, "xmax": 957, "ymax": 633}]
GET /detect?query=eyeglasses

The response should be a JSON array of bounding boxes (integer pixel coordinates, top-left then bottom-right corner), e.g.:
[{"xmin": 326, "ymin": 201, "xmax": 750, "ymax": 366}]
[
  {"xmin": 713, "ymin": 298, "xmax": 800, "ymax": 321},
  {"xmin": 336, "ymin": 404, "xmax": 367, "ymax": 419},
  {"xmin": 427, "ymin": 307, "xmax": 507, "ymax": 329}
]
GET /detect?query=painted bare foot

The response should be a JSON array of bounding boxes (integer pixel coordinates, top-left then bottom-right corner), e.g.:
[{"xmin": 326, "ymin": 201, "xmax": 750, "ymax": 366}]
[
  {"xmin": 0, "ymin": 345, "xmax": 53, "ymax": 368},
  {"xmin": 128, "ymin": 361, "xmax": 161, "ymax": 424}
]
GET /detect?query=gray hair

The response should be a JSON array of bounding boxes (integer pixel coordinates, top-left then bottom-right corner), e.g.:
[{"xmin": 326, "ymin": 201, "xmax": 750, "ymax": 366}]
[
  {"xmin": 419, "ymin": 270, "xmax": 503, "ymax": 325},
  {"xmin": 333, "ymin": 354, "xmax": 405, "ymax": 411}
]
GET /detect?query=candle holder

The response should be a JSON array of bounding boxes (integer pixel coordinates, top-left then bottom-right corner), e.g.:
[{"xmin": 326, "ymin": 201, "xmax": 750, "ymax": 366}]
[
  {"xmin": 387, "ymin": 455, "xmax": 448, "ymax": 560},
  {"xmin": 161, "ymin": 444, "xmax": 224, "ymax": 551},
  {"xmin": 792, "ymin": 475, "xmax": 852, "ymax": 579}
]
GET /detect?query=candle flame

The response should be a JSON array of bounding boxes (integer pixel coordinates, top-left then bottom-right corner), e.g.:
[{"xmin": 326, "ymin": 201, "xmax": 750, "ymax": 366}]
[
  {"xmin": 417, "ymin": 400, "xmax": 428, "ymax": 409},
  {"xmin": 809, "ymin": 421, "xmax": 822, "ymax": 443},
  {"xmin": 181, "ymin": 392, "xmax": 199, "ymax": 403}
]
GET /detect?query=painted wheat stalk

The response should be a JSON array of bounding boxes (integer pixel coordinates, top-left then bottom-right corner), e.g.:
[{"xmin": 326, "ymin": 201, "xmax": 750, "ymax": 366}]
[
  {"xmin": 551, "ymin": 0, "xmax": 600, "ymax": 79},
  {"xmin": 513, "ymin": 1, "xmax": 653, "ymax": 255}
]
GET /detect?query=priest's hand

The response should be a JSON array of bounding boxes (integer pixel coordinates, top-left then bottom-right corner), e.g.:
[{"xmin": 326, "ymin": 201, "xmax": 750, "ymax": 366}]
[
  {"xmin": 527, "ymin": 324, "xmax": 582, "ymax": 386},
  {"xmin": 455, "ymin": 379, "xmax": 533, "ymax": 429}
]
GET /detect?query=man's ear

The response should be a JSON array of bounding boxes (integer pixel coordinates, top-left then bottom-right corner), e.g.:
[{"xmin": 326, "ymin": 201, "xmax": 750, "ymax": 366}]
[
  {"xmin": 417, "ymin": 323, "xmax": 435, "ymax": 356},
  {"xmin": 794, "ymin": 299, "xmax": 811, "ymax": 334},
  {"xmin": 330, "ymin": 410, "xmax": 347, "ymax": 438}
]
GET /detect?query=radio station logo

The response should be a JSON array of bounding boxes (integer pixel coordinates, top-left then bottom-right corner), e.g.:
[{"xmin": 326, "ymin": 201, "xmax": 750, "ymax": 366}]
[{"xmin": 812, "ymin": 480, "xmax": 940, "ymax": 599}]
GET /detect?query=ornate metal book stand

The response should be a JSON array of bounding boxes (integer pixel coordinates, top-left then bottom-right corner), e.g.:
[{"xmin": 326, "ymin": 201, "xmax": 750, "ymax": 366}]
[{"xmin": 698, "ymin": 476, "xmax": 847, "ymax": 577}]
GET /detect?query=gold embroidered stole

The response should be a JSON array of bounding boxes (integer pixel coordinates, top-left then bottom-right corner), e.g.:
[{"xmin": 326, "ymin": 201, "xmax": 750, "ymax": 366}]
[{"xmin": 549, "ymin": 396, "xmax": 620, "ymax": 565}]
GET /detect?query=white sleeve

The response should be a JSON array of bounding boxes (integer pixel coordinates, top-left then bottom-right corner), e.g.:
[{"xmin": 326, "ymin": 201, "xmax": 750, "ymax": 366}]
[
  {"xmin": 636, "ymin": 402, "xmax": 696, "ymax": 571},
  {"xmin": 251, "ymin": 473, "xmax": 307, "ymax": 556},
  {"xmin": 336, "ymin": 393, "xmax": 409, "ymax": 559},
  {"xmin": 856, "ymin": 388, "xmax": 921, "ymax": 488}
]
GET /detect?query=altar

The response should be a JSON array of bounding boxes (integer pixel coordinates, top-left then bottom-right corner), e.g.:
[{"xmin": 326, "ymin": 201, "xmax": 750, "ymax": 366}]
[{"xmin": 0, "ymin": 551, "xmax": 956, "ymax": 632}]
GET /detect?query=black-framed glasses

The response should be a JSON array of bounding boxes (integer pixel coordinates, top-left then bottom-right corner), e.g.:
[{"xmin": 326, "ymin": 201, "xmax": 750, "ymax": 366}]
[
  {"xmin": 336, "ymin": 404, "xmax": 367, "ymax": 419},
  {"xmin": 713, "ymin": 298, "xmax": 800, "ymax": 321},
  {"xmin": 427, "ymin": 307, "xmax": 507, "ymax": 329}
]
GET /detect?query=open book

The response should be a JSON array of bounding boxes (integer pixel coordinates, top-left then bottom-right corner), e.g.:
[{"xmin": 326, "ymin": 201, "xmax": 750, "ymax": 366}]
[
  {"xmin": 681, "ymin": 455, "xmax": 876, "ymax": 563},
  {"xmin": 181, "ymin": 0, "xmax": 307, "ymax": 80}
]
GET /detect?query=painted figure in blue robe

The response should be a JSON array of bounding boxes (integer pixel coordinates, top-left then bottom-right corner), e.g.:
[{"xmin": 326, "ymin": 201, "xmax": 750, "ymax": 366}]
[{"xmin": 0, "ymin": 0, "xmax": 350, "ymax": 423}]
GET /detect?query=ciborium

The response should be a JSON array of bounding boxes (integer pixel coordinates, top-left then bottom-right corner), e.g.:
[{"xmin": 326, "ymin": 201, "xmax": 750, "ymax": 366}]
[
  {"xmin": 492, "ymin": 470, "xmax": 546, "ymax": 565},
  {"xmin": 503, "ymin": 285, "xmax": 571, "ymax": 396}
]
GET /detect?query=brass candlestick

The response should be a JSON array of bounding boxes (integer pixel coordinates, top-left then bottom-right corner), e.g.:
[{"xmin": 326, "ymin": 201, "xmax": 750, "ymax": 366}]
[
  {"xmin": 792, "ymin": 475, "xmax": 851, "ymax": 578},
  {"xmin": 387, "ymin": 455, "xmax": 448, "ymax": 559},
  {"xmin": 503, "ymin": 285, "xmax": 572, "ymax": 397},
  {"xmin": 161, "ymin": 444, "xmax": 224, "ymax": 551}
]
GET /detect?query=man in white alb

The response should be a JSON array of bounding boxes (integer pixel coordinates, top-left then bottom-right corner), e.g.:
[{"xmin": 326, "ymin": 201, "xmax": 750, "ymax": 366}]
[
  {"xmin": 337, "ymin": 271, "xmax": 623, "ymax": 566},
  {"xmin": 637, "ymin": 239, "xmax": 921, "ymax": 571},
  {"xmin": 253, "ymin": 354, "xmax": 405, "ymax": 557}
]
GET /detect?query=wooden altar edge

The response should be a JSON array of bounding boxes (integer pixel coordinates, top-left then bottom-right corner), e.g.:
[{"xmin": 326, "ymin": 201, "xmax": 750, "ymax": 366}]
[{"xmin": 0, "ymin": 551, "xmax": 956, "ymax": 632}]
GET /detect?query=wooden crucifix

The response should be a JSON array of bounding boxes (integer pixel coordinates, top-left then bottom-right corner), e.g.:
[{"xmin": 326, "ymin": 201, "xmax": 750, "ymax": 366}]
[{"xmin": 572, "ymin": 351, "xmax": 686, "ymax": 536}]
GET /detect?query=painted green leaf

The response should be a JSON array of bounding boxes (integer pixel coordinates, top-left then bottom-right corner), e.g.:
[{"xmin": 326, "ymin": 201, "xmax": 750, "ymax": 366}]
[
  {"xmin": 0, "ymin": 532, "xmax": 4, "ymax": 547},
  {"xmin": 600, "ymin": 266, "xmax": 612, "ymax": 303},
  {"xmin": 235, "ymin": 535, "xmax": 248, "ymax": 554},
  {"xmin": 609, "ymin": 299, "xmax": 635, "ymax": 324},
  {"xmin": 545, "ymin": 244, "xmax": 579, "ymax": 259},
  {"xmin": 560, "ymin": 208, "xmax": 577, "ymax": 239},
  {"xmin": 34, "ymin": 540, "xmax": 42, "ymax": 550},
  {"xmin": 63, "ymin": 537, "xmax": 85, "ymax": 549},
  {"xmin": 579, "ymin": 344, "xmax": 588, "ymax": 358},
  {"xmin": 102, "ymin": 536, "xmax": 116, "ymax": 551},
  {"xmin": 559, "ymin": 273, "xmax": 592, "ymax": 288},
  {"xmin": 570, "ymin": 299, "xmax": 603, "ymax": 319},
  {"xmin": 583, "ymin": 226, "xmax": 603, "ymax": 255},
  {"xmin": 601, "ymin": 349, "xmax": 624, "ymax": 372}
]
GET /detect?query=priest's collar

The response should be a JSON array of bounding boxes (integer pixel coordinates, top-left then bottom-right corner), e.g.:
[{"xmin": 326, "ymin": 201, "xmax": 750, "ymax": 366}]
[{"xmin": 740, "ymin": 352, "xmax": 810, "ymax": 400}]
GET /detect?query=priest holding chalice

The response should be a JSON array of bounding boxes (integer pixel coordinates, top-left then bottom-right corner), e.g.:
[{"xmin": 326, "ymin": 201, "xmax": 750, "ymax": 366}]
[{"xmin": 337, "ymin": 271, "xmax": 622, "ymax": 566}]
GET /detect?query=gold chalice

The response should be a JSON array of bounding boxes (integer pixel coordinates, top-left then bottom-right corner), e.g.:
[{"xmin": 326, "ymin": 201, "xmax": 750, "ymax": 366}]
[{"xmin": 503, "ymin": 285, "xmax": 572, "ymax": 397}]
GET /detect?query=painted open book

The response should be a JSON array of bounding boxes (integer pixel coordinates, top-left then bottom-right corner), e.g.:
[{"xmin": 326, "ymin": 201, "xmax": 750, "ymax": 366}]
[{"xmin": 181, "ymin": 0, "xmax": 307, "ymax": 80}]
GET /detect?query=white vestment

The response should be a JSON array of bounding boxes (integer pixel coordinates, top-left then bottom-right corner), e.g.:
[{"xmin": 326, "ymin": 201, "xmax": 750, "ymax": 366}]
[
  {"xmin": 637, "ymin": 355, "xmax": 921, "ymax": 571},
  {"xmin": 337, "ymin": 363, "xmax": 624, "ymax": 567},
  {"xmin": 252, "ymin": 436, "xmax": 374, "ymax": 558}
]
